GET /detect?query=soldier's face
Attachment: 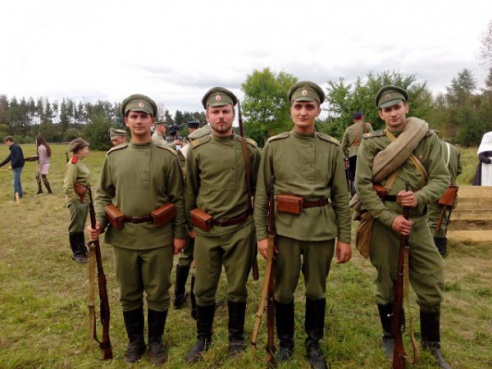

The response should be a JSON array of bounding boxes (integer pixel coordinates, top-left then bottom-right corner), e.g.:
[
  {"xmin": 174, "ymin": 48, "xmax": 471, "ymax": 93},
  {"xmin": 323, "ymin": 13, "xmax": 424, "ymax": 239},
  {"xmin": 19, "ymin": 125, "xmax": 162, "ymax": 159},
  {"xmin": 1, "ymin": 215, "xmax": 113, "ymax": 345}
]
[
  {"xmin": 290, "ymin": 101, "xmax": 321, "ymax": 133},
  {"xmin": 206, "ymin": 104, "xmax": 235, "ymax": 136},
  {"xmin": 125, "ymin": 111, "xmax": 155, "ymax": 138},
  {"xmin": 378, "ymin": 102, "xmax": 409, "ymax": 131}
]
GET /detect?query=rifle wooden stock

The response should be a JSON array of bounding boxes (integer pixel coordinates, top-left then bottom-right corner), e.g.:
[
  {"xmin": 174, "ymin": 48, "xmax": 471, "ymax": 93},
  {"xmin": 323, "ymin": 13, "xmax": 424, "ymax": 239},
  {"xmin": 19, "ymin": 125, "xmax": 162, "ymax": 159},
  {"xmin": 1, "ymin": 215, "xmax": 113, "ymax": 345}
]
[
  {"xmin": 237, "ymin": 100, "xmax": 259, "ymax": 281},
  {"xmin": 436, "ymin": 185, "xmax": 458, "ymax": 232},
  {"xmin": 392, "ymin": 187, "xmax": 410, "ymax": 369},
  {"xmin": 87, "ymin": 186, "xmax": 113, "ymax": 360}
]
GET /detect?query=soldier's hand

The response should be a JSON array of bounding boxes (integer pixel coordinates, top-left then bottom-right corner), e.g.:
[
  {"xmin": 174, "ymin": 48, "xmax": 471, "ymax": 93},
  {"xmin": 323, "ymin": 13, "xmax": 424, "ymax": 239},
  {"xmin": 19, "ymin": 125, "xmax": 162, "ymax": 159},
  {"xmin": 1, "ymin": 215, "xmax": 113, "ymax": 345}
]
[
  {"xmin": 397, "ymin": 190, "xmax": 418, "ymax": 207},
  {"xmin": 392, "ymin": 215, "xmax": 414, "ymax": 236},
  {"xmin": 173, "ymin": 238, "xmax": 186, "ymax": 255},
  {"xmin": 336, "ymin": 241, "xmax": 352, "ymax": 264},
  {"xmin": 87, "ymin": 222, "xmax": 102, "ymax": 241},
  {"xmin": 258, "ymin": 238, "xmax": 269, "ymax": 259}
]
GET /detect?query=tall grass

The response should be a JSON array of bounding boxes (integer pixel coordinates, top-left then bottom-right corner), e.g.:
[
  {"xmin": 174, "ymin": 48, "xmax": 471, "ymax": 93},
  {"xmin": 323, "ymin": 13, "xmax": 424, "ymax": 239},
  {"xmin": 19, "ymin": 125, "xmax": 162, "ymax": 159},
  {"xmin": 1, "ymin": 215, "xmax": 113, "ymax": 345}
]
[{"xmin": 0, "ymin": 143, "xmax": 490, "ymax": 369}]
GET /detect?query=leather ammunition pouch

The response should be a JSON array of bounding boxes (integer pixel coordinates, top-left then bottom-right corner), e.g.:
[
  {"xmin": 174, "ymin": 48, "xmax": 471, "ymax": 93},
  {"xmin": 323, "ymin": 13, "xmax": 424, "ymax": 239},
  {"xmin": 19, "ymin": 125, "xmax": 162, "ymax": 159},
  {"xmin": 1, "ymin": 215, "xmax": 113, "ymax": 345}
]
[
  {"xmin": 104, "ymin": 205, "xmax": 125, "ymax": 230},
  {"xmin": 356, "ymin": 211, "xmax": 374, "ymax": 259},
  {"xmin": 74, "ymin": 183, "xmax": 87, "ymax": 202},
  {"xmin": 151, "ymin": 203, "xmax": 175, "ymax": 227},
  {"xmin": 277, "ymin": 194, "xmax": 304, "ymax": 215},
  {"xmin": 438, "ymin": 184, "xmax": 458, "ymax": 207},
  {"xmin": 190, "ymin": 209, "xmax": 213, "ymax": 232},
  {"xmin": 373, "ymin": 184, "xmax": 398, "ymax": 202}
]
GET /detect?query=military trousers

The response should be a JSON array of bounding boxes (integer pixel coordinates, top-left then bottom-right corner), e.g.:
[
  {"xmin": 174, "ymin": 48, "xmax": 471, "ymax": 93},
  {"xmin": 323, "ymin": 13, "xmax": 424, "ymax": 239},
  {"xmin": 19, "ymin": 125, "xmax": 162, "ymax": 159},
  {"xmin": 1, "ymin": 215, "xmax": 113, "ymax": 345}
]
[
  {"xmin": 67, "ymin": 200, "xmax": 89, "ymax": 233},
  {"xmin": 370, "ymin": 217, "xmax": 444, "ymax": 312},
  {"xmin": 193, "ymin": 222, "xmax": 255, "ymax": 306},
  {"xmin": 113, "ymin": 245, "xmax": 173, "ymax": 312},
  {"xmin": 177, "ymin": 232, "xmax": 195, "ymax": 268},
  {"xmin": 274, "ymin": 235, "xmax": 335, "ymax": 304}
]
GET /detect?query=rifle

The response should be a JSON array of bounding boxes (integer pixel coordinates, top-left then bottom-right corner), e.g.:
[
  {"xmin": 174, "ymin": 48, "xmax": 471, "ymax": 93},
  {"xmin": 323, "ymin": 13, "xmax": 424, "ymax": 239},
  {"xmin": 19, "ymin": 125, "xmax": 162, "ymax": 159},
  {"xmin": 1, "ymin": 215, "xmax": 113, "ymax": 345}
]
[
  {"xmin": 436, "ymin": 184, "xmax": 459, "ymax": 232},
  {"xmin": 251, "ymin": 173, "xmax": 276, "ymax": 367},
  {"xmin": 392, "ymin": 181, "xmax": 419, "ymax": 369},
  {"xmin": 87, "ymin": 186, "xmax": 113, "ymax": 360},
  {"xmin": 237, "ymin": 100, "xmax": 259, "ymax": 281}
]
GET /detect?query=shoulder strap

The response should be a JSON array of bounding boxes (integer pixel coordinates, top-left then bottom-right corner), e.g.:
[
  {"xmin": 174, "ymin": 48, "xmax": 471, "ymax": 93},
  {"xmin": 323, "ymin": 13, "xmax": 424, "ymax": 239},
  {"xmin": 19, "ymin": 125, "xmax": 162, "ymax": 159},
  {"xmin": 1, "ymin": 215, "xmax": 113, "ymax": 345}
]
[
  {"xmin": 445, "ymin": 142, "xmax": 451, "ymax": 167},
  {"xmin": 385, "ymin": 130, "xmax": 428, "ymax": 186}
]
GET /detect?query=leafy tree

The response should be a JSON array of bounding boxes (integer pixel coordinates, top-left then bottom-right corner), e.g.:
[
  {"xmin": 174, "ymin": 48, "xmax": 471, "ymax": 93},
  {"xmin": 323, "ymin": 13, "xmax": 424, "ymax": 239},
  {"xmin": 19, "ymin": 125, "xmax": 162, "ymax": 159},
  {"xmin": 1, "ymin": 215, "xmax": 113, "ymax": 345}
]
[
  {"xmin": 325, "ymin": 71, "xmax": 432, "ymax": 133},
  {"xmin": 64, "ymin": 128, "xmax": 81, "ymax": 142},
  {"xmin": 164, "ymin": 110, "xmax": 174, "ymax": 125},
  {"xmin": 241, "ymin": 68, "xmax": 298, "ymax": 146},
  {"xmin": 83, "ymin": 112, "xmax": 112, "ymax": 151}
]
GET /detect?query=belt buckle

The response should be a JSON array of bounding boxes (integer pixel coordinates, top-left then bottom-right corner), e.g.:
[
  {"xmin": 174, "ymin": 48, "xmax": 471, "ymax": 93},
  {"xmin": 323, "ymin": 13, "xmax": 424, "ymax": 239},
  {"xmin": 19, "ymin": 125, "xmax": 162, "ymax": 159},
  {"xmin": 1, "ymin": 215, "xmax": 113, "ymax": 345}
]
[{"xmin": 217, "ymin": 219, "xmax": 227, "ymax": 226}]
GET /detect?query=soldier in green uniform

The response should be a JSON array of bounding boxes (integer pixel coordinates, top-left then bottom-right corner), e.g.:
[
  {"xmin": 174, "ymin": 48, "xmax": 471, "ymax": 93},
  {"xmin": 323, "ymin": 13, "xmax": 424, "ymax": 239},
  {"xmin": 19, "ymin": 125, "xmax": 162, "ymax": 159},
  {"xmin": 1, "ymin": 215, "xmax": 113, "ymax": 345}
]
[
  {"xmin": 184, "ymin": 87, "xmax": 261, "ymax": 364},
  {"xmin": 254, "ymin": 81, "xmax": 352, "ymax": 369},
  {"xmin": 428, "ymin": 139, "xmax": 462, "ymax": 256},
  {"xmin": 87, "ymin": 94, "xmax": 186, "ymax": 365},
  {"xmin": 341, "ymin": 112, "xmax": 373, "ymax": 196},
  {"xmin": 152, "ymin": 120, "xmax": 168, "ymax": 146},
  {"xmin": 63, "ymin": 138, "xmax": 90, "ymax": 264},
  {"xmin": 109, "ymin": 127, "xmax": 127, "ymax": 146},
  {"xmin": 355, "ymin": 85, "xmax": 451, "ymax": 368}
]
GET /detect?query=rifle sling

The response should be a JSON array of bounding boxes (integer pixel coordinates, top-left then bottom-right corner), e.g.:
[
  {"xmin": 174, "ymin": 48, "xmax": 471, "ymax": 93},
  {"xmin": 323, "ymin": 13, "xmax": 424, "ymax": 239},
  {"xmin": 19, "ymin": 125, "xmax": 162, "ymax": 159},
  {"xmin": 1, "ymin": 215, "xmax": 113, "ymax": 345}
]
[
  {"xmin": 239, "ymin": 137, "xmax": 253, "ymax": 211},
  {"xmin": 88, "ymin": 244, "xmax": 97, "ymax": 353}
]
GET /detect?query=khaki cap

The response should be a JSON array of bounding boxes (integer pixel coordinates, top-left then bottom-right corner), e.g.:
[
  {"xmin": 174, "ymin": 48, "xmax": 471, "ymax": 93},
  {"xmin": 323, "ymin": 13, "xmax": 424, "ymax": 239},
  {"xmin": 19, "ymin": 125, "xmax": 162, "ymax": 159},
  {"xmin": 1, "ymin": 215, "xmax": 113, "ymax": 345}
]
[
  {"xmin": 375, "ymin": 85, "xmax": 409, "ymax": 108},
  {"xmin": 121, "ymin": 94, "xmax": 158, "ymax": 117},
  {"xmin": 288, "ymin": 81, "xmax": 325, "ymax": 103},
  {"xmin": 68, "ymin": 138, "xmax": 89, "ymax": 153},
  {"xmin": 108, "ymin": 128, "xmax": 127, "ymax": 138},
  {"xmin": 202, "ymin": 87, "xmax": 238, "ymax": 109}
]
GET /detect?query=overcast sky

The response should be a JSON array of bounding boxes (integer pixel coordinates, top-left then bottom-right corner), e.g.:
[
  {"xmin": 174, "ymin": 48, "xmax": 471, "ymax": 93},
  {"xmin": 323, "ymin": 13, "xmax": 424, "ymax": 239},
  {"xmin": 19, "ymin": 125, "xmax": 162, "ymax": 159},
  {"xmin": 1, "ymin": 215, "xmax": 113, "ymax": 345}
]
[{"xmin": 1, "ymin": 0, "xmax": 491, "ymax": 117}]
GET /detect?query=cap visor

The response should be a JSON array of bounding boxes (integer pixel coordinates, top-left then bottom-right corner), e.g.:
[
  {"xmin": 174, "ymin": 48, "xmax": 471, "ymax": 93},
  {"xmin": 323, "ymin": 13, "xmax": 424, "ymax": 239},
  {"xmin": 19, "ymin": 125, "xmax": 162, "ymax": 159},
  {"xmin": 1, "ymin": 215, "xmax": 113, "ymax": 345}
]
[{"xmin": 379, "ymin": 99, "xmax": 403, "ymax": 109}]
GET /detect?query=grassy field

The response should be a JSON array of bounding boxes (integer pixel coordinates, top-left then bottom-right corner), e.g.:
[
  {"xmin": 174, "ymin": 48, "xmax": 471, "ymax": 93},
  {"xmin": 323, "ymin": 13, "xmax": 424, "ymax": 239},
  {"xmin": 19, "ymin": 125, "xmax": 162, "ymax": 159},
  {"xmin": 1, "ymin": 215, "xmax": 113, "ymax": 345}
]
[{"xmin": 0, "ymin": 143, "xmax": 491, "ymax": 369}]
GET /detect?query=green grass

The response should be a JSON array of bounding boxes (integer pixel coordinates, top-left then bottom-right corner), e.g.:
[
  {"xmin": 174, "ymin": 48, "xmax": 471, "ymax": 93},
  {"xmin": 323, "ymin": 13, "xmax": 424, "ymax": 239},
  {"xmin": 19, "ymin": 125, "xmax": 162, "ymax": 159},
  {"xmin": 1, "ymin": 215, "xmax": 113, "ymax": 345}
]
[{"xmin": 0, "ymin": 143, "xmax": 491, "ymax": 368}]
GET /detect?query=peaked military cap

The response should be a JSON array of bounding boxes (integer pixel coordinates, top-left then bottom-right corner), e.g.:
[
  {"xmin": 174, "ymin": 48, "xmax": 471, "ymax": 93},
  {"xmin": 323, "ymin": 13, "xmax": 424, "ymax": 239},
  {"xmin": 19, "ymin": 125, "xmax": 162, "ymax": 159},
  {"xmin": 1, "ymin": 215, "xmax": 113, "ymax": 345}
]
[
  {"xmin": 187, "ymin": 119, "xmax": 200, "ymax": 129},
  {"xmin": 352, "ymin": 111, "xmax": 364, "ymax": 119},
  {"xmin": 155, "ymin": 121, "xmax": 166, "ymax": 126},
  {"xmin": 202, "ymin": 87, "xmax": 238, "ymax": 108},
  {"xmin": 108, "ymin": 128, "xmax": 127, "ymax": 138},
  {"xmin": 68, "ymin": 138, "xmax": 89, "ymax": 153},
  {"xmin": 169, "ymin": 125, "xmax": 181, "ymax": 135},
  {"xmin": 375, "ymin": 85, "xmax": 409, "ymax": 108},
  {"xmin": 121, "ymin": 94, "xmax": 158, "ymax": 117},
  {"xmin": 288, "ymin": 81, "xmax": 325, "ymax": 103}
]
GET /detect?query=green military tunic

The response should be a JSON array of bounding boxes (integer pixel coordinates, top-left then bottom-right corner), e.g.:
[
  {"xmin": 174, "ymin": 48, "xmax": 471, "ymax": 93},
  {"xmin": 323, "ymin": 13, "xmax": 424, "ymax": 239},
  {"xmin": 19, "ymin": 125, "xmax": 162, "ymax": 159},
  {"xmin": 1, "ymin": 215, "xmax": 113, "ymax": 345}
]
[
  {"xmin": 341, "ymin": 121, "xmax": 374, "ymax": 158},
  {"xmin": 254, "ymin": 130, "xmax": 351, "ymax": 303},
  {"xmin": 95, "ymin": 141, "xmax": 186, "ymax": 311},
  {"xmin": 63, "ymin": 156, "xmax": 90, "ymax": 233},
  {"xmin": 428, "ymin": 141, "xmax": 462, "ymax": 237},
  {"xmin": 355, "ymin": 128, "xmax": 450, "ymax": 312},
  {"xmin": 185, "ymin": 133, "xmax": 261, "ymax": 306}
]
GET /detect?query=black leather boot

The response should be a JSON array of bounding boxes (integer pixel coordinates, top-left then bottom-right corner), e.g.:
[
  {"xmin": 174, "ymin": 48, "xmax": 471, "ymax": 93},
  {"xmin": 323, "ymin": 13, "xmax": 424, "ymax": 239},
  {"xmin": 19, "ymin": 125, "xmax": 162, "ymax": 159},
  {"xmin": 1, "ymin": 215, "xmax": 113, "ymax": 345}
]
[
  {"xmin": 174, "ymin": 264, "xmax": 190, "ymax": 309},
  {"xmin": 421, "ymin": 311, "xmax": 451, "ymax": 369},
  {"xmin": 148, "ymin": 309, "xmax": 168, "ymax": 365},
  {"xmin": 123, "ymin": 308, "xmax": 146, "ymax": 363},
  {"xmin": 305, "ymin": 298, "xmax": 328, "ymax": 369},
  {"xmin": 185, "ymin": 304, "xmax": 215, "ymax": 364},
  {"xmin": 76, "ymin": 232, "xmax": 88, "ymax": 257},
  {"xmin": 69, "ymin": 233, "xmax": 87, "ymax": 264},
  {"xmin": 275, "ymin": 301, "xmax": 295, "ymax": 363},
  {"xmin": 228, "ymin": 300, "xmax": 247, "ymax": 356},
  {"xmin": 190, "ymin": 275, "xmax": 197, "ymax": 320},
  {"xmin": 433, "ymin": 237, "xmax": 448, "ymax": 257},
  {"xmin": 35, "ymin": 173, "xmax": 43, "ymax": 194},
  {"xmin": 42, "ymin": 174, "xmax": 52, "ymax": 194},
  {"xmin": 377, "ymin": 303, "xmax": 395, "ymax": 360}
]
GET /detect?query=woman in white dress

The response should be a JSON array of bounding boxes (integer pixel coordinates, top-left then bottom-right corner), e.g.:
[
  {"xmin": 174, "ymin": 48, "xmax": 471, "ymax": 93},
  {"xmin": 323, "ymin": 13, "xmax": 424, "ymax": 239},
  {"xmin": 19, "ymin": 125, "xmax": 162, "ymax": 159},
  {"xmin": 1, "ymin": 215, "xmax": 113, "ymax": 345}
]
[{"xmin": 35, "ymin": 135, "xmax": 52, "ymax": 194}]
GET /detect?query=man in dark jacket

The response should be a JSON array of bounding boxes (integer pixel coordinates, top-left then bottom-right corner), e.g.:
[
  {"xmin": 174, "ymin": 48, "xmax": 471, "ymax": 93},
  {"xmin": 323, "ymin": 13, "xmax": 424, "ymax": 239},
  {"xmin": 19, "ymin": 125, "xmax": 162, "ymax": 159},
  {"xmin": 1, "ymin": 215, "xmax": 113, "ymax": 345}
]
[{"xmin": 0, "ymin": 136, "xmax": 25, "ymax": 199}]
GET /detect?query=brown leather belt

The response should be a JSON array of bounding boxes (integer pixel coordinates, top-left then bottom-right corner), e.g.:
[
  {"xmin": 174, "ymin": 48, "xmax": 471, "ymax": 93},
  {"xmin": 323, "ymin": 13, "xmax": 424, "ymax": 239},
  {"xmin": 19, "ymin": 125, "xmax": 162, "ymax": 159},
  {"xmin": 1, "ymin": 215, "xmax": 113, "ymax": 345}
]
[
  {"xmin": 125, "ymin": 215, "xmax": 153, "ymax": 224},
  {"xmin": 303, "ymin": 199, "xmax": 329, "ymax": 208},
  {"xmin": 212, "ymin": 209, "xmax": 251, "ymax": 227},
  {"xmin": 381, "ymin": 195, "xmax": 397, "ymax": 202}
]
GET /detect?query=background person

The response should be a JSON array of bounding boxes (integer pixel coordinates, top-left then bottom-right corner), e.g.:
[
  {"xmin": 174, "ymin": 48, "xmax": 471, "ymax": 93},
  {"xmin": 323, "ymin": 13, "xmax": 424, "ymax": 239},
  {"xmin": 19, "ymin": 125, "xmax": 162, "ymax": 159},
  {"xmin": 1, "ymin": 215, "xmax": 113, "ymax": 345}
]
[
  {"xmin": 35, "ymin": 135, "xmax": 52, "ymax": 194},
  {"xmin": 472, "ymin": 131, "xmax": 492, "ymax": 186},
  {"xmin": 63, "ymin": 138, "xmax": 90, "ymax": 264},
  {"xmin": 0, "ymin": 136, "xmax": 25, "ymax": 200},
  {"xmin": 109, "ymin": 127, "xmax": 127, "ymax": 146}
]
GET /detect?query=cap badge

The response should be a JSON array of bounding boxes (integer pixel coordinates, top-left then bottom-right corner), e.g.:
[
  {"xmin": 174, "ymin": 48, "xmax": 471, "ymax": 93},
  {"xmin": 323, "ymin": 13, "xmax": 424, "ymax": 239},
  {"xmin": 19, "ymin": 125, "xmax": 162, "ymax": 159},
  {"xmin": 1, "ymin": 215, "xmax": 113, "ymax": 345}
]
[
  {"xmin": 384, "ymin": 94, "xmax": 391, "ymax": 101},
  {"xmin": 138, "ymin": 101, "xmax": 145, "ymax": 108},
  {"xmin": 215, "ymin": 94, "xmax": 221, "ymax": 101},
  {"xmin": 301, "ymin": 89, "xmax": 308, "ymax": 96}
]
